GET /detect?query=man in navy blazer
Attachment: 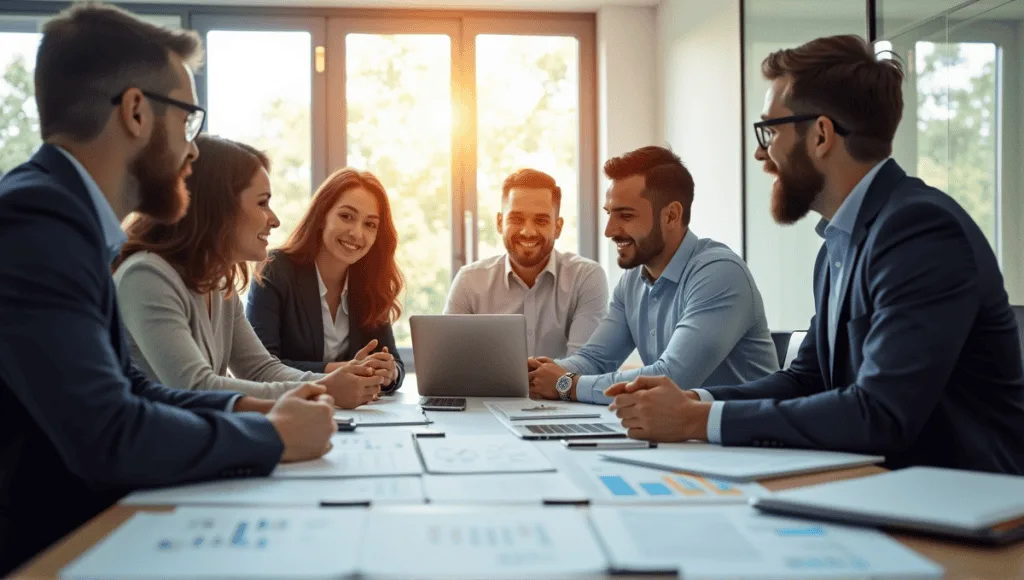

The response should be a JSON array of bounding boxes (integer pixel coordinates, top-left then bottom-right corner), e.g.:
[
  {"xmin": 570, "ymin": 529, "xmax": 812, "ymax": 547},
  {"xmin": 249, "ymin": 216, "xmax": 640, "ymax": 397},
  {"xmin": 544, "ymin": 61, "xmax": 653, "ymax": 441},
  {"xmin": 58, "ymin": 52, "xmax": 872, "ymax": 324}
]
[
  {"xmin": 0, "ymin": 5, "xmax": 336, "ymax": 573},
  {"xmin": 606, "ymin": 35, "xmax": 1024, "ymax": 475}
]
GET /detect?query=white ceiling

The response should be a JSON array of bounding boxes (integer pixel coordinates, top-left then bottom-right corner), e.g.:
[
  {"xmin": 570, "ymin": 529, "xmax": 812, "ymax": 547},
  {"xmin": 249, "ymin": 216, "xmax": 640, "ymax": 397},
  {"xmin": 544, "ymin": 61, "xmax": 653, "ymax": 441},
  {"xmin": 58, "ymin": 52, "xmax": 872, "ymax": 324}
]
[{"xmin": 33, "ymin": 0, "xmax": 659, "ymax": 11}]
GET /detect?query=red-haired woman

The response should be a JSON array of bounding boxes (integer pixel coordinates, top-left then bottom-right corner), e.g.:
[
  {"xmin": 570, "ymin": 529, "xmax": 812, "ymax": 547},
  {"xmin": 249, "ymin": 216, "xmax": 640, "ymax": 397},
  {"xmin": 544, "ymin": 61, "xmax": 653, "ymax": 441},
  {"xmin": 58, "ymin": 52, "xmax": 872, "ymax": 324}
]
[
  {"xmin": 113, "ymin": 136, "xmax": 386, "ymax": 407},
  {"xmin": 247, "ymin": 168, "xmax": 406, "ymax": 393}
]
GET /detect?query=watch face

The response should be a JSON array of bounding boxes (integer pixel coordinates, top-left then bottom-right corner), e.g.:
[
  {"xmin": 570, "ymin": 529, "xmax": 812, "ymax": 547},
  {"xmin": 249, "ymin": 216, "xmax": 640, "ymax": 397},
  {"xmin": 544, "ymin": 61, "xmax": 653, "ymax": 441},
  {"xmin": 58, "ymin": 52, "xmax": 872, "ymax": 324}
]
[{"xmin": 556, "ymin": 376, "xmax": 569, "ymax": 393}]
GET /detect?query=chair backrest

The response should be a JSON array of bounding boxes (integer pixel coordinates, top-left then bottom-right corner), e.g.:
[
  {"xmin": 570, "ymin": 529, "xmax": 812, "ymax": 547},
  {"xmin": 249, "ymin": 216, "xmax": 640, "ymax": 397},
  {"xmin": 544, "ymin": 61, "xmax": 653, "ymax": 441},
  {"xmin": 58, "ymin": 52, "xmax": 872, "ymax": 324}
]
[
  {"xmin": 784, "ymin": 331, "xmax": 807, "ymax": 369},
  {"xmin": 769, "ymin": 332, "xmax": 791, "ymax": 369},
  {"xmin": 1012, "ymin": 306, "xmax": 1024, "ymax": 360}
]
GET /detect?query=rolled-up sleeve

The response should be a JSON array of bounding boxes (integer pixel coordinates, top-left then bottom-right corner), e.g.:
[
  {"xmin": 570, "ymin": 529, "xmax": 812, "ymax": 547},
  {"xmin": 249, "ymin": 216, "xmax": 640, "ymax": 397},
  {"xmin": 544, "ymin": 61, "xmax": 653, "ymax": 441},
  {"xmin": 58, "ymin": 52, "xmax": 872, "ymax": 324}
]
[{"xmin": 570, "ymin": 260, "xmax": 757, "ymax": 404}]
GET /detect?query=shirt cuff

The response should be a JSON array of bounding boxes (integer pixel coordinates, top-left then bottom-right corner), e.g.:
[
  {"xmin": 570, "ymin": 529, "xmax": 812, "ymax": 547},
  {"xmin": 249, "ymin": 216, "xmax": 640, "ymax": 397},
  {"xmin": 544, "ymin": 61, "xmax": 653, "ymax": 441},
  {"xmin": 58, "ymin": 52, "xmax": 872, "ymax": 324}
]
[
  {"xmin": 706, "ymin": 401, "xmax": 725, "ymax": 444},
  {"xmin": 574, "ymin": 375, "xmax": 597, "ymax": 404},
  {"xmin": 692, "ymin": 388, "xmax": 715, "ymax": 402},
  {"xmin": 226, "ymin": 394, "xmax": 243, "ymax": 413}
]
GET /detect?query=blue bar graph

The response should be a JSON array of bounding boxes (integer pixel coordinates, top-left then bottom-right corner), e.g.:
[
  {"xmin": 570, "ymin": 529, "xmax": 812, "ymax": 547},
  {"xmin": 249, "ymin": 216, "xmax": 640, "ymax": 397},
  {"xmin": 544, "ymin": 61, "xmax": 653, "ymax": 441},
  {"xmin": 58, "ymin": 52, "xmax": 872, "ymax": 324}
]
[
  {"xmin": 639, "ymin": 482, "xmax": 673, "ymax": 496},
  {"xmin": 600, "ymin": 475, "xmax": 638, "ymax": 496}
]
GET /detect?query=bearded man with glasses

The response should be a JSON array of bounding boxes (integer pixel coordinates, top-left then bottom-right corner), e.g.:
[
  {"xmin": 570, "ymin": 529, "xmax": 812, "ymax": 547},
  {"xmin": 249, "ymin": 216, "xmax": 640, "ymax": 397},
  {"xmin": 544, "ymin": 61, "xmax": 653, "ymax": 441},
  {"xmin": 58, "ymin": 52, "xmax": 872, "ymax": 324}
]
[
  {"xmin": 0, "ymin": 4, "xmax": 336, "ymax": 573},
  {"xmin": 605, "ymin": 35, "xmax": 1024, "ymax": 476}
]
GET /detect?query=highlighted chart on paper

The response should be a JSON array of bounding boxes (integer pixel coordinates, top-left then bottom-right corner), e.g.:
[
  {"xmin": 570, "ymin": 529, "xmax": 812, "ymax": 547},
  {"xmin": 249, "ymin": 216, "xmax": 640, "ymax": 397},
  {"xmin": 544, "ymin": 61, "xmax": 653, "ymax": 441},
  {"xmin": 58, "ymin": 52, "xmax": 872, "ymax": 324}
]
[{"xmin": 564, "ymin": 452, "xmax": 764, "ymax": 504}]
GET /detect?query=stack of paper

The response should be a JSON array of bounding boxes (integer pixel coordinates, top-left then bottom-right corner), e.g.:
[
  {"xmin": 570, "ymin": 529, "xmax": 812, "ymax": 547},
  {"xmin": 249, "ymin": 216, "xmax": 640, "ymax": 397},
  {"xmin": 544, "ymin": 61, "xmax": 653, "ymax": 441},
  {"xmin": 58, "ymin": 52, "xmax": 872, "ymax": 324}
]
[
  {"xmin": 416, "ymin": 435, "xmax": 555, "ymax": 474},
  {"xmin": 357, "ymin": 506, "xmax": 608, "ymax": 579},
  {"xmin": 600, "ymin": 443, "xmax": 884, "ymax": 481},
  {"xmin": 589, "ymin": 505, "xmax": 943, "ymax": 578},
  {"xmin": 272, "ymin": 432, "xmax": 422, "ymax": 478},
  {"xmin": 61, "ymin": 507, "xmax": 365, "ymax": 579},
  {"xmin": 122, "ymin": 477, "xmax": 424, "ymax": 507},
  {"xmin": 752, "ymin": 466, "xmax": 1024, "ymax": 543}
]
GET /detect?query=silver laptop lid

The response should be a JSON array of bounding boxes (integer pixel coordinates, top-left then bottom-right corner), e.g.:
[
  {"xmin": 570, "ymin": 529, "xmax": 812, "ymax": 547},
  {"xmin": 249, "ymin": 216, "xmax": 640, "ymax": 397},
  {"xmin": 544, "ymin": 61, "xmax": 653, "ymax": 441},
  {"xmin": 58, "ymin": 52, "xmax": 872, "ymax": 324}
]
[{"xmin": 410, "ymin": 314, "xmax": 529, "ymax": 397}]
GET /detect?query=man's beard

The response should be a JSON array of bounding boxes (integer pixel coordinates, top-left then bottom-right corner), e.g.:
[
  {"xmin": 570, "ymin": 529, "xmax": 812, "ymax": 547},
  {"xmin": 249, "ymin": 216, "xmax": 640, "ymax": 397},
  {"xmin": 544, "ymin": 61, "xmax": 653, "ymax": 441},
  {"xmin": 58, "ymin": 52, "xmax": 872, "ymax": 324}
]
[
  {"xmin": 615, "ymin": 219, "xmax": 665, "ymax": 270},
  {"xmin": 770, "ymin": 143, "xmax": 825, "ymax": 225},
  {"xmin": 505, "ymin": 234, "xmax": 554, "ymax": 269},
  {"xmin": 131, "ymin": 123, "xmax": 190, "ymax": 224}
]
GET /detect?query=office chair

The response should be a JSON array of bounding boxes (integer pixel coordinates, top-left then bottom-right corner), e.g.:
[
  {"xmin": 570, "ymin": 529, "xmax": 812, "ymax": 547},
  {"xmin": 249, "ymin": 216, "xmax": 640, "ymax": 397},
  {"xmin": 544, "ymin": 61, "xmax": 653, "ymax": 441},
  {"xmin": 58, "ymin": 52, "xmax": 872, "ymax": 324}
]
[{"xmin": 769, "ymin": 332, "xmax": 791, "ymax": 369}]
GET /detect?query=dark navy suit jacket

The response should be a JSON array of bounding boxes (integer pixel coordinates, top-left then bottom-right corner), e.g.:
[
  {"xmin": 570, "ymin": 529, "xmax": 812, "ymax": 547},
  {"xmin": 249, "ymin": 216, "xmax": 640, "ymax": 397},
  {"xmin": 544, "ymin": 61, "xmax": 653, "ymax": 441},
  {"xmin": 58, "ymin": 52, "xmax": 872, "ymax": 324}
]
[
  {"xmin": 705, "ymin": 160, "xmax": 1024, "ymax": 474},
  {"xmin": 246, "ymin": 250, "xmax": 404, "ymax": 393},
  {"xmin": 0, "ymin": 145, "xmax": 284, "ymax": 574}
]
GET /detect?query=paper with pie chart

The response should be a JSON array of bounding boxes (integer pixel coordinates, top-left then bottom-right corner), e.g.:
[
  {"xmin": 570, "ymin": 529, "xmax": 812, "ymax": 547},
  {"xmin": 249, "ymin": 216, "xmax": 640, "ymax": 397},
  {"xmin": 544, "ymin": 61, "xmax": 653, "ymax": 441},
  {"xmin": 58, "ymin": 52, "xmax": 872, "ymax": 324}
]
[{"xmin": 416, "ymin": 435, "xmax": 556, "ymax": 474}]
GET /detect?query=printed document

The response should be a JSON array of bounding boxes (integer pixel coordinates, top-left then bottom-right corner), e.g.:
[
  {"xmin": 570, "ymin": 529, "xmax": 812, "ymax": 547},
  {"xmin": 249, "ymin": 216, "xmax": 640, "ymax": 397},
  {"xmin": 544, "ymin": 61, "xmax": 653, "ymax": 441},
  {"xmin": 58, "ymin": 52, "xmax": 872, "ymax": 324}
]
[
  {"xmin": 273, "ymin": 432, "xmax": 422, "ymax": 478},
  {"xmin": 589, "ymin": 505, "xmax": 943, "ymax": 578},
  {"xmin": 61, "ymin": 507, "xmax": 365, "ymax": 580}
]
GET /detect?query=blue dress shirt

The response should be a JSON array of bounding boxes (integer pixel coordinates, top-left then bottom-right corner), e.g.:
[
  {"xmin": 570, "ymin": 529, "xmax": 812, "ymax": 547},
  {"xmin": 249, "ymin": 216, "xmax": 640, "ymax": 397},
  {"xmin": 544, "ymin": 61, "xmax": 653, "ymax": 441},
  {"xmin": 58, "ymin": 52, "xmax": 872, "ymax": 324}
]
[
  {"xmin": 53, "ymin": 146, "xmax": 128, "ymax": 263},
  {"xmin": 697, "ymin": 158, "xmax": 890, "ymax": 443},
  {"xmin": 557, "ymin": 229, "xmax": 778, "ymax": 404}
]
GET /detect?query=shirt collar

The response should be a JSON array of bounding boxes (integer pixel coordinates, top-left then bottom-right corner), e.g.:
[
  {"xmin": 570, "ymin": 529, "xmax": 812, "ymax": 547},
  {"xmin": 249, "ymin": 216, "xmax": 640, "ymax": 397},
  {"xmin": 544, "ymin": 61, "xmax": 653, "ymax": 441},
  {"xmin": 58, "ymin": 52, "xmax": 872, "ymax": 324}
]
[
  {"xmin": 315, "ymin": 263, "xmax": 349, "ymax": 315},
  {"xmin": 644, "ymin": 229, "xmax": 698, "ymax": 286},
  {"xmin": 818, "ymin": 158, "xmax": 890, "ymax": 239},
  {"xmin": 53, "ymin": 145, "xmax": 128, "ymax": 261},
  {"xmin": 503, "ymin": 249, "xmax": 559, "ymax": 290}
]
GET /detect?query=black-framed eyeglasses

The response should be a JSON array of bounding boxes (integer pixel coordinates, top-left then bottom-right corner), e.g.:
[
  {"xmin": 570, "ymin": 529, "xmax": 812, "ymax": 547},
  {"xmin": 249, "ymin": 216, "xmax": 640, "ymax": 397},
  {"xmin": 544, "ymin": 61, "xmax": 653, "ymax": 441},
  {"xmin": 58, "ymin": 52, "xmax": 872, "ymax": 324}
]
[
  {"xmin": 111, "ymin": 90, "xmax": 206, "ymax": 143},
  {"xmin": 753, "ymin": 114, "xmax": 850, "ymax": 150}
]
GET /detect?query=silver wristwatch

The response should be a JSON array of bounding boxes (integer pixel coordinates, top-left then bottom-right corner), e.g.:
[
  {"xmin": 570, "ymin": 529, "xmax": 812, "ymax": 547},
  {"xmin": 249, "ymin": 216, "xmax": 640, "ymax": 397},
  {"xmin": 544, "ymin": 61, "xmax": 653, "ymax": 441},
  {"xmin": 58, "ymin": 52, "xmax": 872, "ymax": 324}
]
[{"xmin": 555, "ymin": 372, "xmax": 576, "ymax": 401}]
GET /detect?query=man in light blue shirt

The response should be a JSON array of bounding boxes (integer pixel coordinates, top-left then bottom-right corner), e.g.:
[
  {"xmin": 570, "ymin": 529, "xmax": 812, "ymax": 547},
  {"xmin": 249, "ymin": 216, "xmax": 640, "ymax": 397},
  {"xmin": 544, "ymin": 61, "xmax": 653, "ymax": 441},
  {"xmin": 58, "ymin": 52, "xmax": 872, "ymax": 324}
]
[{"xmin": 527, "ymin": 146, "xmax": 778, "ymax": 404}]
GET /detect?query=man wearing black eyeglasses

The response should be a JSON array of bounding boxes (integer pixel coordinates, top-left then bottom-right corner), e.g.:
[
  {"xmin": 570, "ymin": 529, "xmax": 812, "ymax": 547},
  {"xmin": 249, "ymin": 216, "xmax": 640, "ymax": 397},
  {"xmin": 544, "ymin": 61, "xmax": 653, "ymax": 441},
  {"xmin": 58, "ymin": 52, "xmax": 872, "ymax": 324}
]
[
  {"xmin": 0, "ymin": 4, "xmax": 336, "ymax": 573},
  {"xmin": 606, "ymin": 35, "xmax": 1024, "ymax": 476}
]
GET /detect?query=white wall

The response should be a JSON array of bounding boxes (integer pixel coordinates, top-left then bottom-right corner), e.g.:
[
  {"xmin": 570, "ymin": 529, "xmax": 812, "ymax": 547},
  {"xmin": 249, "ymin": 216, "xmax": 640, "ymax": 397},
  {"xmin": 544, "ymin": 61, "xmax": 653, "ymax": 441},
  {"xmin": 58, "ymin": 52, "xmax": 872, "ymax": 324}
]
[
  {"xmin": 596, "ymin": 5, "xmax": 659, "ymax": 289},
  {"xmin": 657, "ymin": 0, "xmax": 743, "ymax": 254}
]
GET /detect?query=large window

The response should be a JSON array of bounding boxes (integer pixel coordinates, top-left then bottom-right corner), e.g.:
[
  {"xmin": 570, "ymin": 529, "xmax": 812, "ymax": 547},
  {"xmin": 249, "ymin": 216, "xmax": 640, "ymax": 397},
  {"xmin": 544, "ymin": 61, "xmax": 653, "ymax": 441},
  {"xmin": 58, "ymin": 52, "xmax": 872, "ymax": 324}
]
[
  {"xmin": 877, "ymin": 0, "xmax": 1023, "ymax": 302},
  {"xmin": 0, "ymin": 21, "xmax": 41, "ymax": 175},
  {"xmin": 0, "ymin": 8, "xmax": 596, "ymax": 361},
  {"xmin": 0, "ymin": 14, "xmax": 181, "ymax": 175}
]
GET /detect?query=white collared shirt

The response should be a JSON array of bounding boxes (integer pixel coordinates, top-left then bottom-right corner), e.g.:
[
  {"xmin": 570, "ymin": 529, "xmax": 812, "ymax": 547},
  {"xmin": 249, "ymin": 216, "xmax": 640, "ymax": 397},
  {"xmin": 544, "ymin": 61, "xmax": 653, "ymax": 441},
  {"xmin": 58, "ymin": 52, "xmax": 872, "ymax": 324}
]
[
  {"xmin": 315, "ymin": 265, "xmax": 350, "ymax": 362},
  {"xmin": 443, "ymin": 249, "xmax": 609, "ymax": 358}
]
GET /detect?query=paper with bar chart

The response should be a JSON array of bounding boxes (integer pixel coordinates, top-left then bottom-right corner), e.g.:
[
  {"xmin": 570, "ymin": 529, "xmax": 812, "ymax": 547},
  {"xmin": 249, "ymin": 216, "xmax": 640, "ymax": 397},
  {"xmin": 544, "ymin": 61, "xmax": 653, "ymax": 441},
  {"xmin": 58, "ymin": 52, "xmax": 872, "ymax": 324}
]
[
  {"xmin": 589, "ymin": 505, "xmax": 943, "ymax": 578},
  {"xmin": 561, "ymin": 452, "xmax": 765, "ymax": 504},
  {"xmin": 357, "ymin": 506, "xmax": 607, "ymax": 579},
  {"xmin": 61, "ymin": 507, "xmax": 364, "ymax": 580},
  {"xmin": 272, "ymin": 432, "xmax": 422, "ymax": 478}
]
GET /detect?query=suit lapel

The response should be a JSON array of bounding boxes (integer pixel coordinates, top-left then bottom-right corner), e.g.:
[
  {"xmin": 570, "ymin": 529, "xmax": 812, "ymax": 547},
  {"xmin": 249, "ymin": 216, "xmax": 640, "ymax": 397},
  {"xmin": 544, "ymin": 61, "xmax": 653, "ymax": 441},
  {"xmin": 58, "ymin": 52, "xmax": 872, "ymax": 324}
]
[
  {"xmin": 296, "ymin": 261, "xmax": 325, "ymax": 361},
  {"xmin": 828, "ymin": 159, "xmax": 906, "ymax": 387}
]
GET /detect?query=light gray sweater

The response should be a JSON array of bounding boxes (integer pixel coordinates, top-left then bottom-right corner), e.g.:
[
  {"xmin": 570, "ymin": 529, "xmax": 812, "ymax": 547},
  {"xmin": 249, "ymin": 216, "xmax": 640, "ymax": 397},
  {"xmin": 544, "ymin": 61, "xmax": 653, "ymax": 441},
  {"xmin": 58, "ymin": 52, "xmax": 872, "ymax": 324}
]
[{"xmin": 113, "ymin": 251, "xmax": 322, "ymax": 399}]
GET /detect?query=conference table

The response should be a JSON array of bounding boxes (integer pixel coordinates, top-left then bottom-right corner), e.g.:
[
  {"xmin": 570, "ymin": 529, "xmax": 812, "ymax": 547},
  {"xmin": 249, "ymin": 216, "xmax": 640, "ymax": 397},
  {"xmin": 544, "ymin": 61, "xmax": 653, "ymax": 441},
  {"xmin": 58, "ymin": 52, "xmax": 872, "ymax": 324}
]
[{"xmin": 13, "ymin": 376, "xmax": 1024, "ymax": 580}]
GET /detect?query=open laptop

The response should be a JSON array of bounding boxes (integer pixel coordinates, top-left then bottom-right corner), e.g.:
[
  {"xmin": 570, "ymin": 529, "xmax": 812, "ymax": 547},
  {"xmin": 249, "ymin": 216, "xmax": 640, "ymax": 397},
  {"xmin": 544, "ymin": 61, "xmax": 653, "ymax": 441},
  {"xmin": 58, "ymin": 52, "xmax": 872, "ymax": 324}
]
[
  {"xmin": 411, "ymin": 314, "xmax": 530, "ymax": 398},
  {"xmin": 482, "ymin": 401, "xmax": 628, "ymax": 440}
]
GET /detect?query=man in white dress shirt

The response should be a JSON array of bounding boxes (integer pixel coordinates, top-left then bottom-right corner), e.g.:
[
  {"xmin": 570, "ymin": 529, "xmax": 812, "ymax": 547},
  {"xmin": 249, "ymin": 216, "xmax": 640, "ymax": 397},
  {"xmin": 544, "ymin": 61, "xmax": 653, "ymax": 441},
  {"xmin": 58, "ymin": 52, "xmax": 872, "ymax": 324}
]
[{"xmin": 444, "ymin": 168, "xmax": 609, "ymax": 358}]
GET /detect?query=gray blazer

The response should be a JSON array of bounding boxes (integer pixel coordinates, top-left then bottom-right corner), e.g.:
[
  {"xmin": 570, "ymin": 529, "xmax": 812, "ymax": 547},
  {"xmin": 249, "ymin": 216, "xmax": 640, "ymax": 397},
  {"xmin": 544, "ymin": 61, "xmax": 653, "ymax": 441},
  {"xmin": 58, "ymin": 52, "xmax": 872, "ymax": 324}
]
[
  {"xmin": 705, "ymin": 159, "xmax": 1024, "ymax": 475},
  {"xmin": 246, "ymin": 250, "xmax": 405, "ymax": 393}
]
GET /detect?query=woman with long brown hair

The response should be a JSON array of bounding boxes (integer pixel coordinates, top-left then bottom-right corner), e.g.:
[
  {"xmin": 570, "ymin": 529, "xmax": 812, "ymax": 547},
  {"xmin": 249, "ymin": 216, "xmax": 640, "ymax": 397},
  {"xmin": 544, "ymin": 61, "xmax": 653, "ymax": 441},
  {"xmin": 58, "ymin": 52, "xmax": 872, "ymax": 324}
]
[
  {"xmin": 112, "ymin": 135, "xmax": 386, "ymax": 406},
  {"xmin": 247, "ymin": 168, "xmax": 406, "ymax": 393}
]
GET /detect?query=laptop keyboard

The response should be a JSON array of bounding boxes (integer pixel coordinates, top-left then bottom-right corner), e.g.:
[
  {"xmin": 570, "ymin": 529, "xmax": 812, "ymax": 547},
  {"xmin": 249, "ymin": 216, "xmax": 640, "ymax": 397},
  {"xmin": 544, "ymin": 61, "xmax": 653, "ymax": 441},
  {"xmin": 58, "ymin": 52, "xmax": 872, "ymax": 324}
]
[
  {"xmin": 419, "ymin": 397, "xmax": 466, "ymax": 408},
  {"xmin": 525, "ymin": 423, "xmax": 616, "ymax": 434}
]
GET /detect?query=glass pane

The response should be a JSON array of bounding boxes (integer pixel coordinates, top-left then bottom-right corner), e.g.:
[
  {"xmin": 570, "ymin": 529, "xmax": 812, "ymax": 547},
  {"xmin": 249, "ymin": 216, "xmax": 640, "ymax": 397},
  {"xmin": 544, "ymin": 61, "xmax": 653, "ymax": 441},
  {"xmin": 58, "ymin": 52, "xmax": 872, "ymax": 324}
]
[
  {"xmin": 346, "ymin": 33, "xmax": 452, "ymax": 346},
  {"xmin": 475, "ymin": 34, "xmax": 580, "ymax": 260},
  {"xmin": 205, "ymin": 30, "xmax": 313, "ymax": 249},
  {"xmin": 914, "ymin": 40, "xmax": 998, "ymax": 247},
  {"xmin": 741, "ymin": 1, "xmax": 863, "ymax": 331},
  {"xmin": 0, "ymin": 32, "xmax": 42, "ymax": 175}
]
